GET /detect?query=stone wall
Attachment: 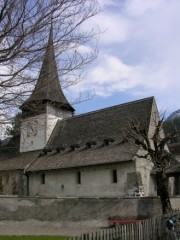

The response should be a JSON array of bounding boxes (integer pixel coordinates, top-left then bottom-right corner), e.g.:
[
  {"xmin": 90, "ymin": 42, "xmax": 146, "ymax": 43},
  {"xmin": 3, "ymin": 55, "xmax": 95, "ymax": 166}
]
[
  {"xmin": 0, "ymin": 170, "xmax": 22, "ymax": 195},
  {"xmin": 0, "ymin": 196, "xmax": 169, "ymax": 227},
  {"xmin": 0, "ymin": 196, "xmax": 179, "ymax": 227}
]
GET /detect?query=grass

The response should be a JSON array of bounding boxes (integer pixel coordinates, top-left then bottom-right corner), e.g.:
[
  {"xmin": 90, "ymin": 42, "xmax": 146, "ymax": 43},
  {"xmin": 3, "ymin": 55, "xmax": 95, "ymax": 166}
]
[{"xmin": 0, "ymin": 237, "xmax": 68, "ymax": 240}]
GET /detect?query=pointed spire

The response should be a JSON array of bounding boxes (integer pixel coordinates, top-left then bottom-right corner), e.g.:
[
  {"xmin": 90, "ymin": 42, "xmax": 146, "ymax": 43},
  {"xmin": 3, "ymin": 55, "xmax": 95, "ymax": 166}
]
[{"xmin": 21, "ymin": 24, "xmax": 74, "ymax": 115}]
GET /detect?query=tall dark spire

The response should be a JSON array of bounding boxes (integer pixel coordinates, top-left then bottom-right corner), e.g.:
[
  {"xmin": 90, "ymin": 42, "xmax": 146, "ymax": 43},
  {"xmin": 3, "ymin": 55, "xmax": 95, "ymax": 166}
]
[{"xmin": 21, "ymin": 25, "xmax": 74, "ymax": 116}]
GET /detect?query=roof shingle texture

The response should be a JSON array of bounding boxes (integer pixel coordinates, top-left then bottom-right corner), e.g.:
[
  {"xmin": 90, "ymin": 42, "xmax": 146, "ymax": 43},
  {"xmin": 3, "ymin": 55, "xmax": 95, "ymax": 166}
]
[
  {"xmin": 0, "ymin": 151, "xmax": 40, "ymax": 171},
  {"xmin": 47, "ymin": 97, "xmax": 154, "ymax": 149},
  {"xmin": 26, "ymin": 143, "xmax": 138, "ymax": 172},
  {"xmin": 26, "ymin": 97, "xmax": 154, "ymax": 172},
  {"xmin": 21, "ymin": 27, "xmax": 74, "ymax": 111}
]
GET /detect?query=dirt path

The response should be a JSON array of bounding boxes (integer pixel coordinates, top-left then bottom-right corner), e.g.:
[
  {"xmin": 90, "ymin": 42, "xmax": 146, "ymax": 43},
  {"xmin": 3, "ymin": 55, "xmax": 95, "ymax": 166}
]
[{"xmin": 0, "ymin": 221, "xmax": 99, "ymax": 236}]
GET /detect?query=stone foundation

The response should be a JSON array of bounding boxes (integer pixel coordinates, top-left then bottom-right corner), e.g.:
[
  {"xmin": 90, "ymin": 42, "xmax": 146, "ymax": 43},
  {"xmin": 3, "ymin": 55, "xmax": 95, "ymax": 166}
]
[{"xmin": 0, "ymin": 196, "xmax": 179, "ymax": 227}]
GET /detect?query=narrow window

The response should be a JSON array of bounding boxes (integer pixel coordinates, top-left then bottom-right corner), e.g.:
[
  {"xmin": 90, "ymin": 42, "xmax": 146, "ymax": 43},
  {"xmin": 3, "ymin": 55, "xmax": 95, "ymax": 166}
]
[
  {"xmin": 41, "ymin": 173, "xmax": 45, "ymax": 184},
  {"xmin": 27, "ymin": 175, "xmax": 29, "ymax": 196},
  {"xmin": 112, "ymin": 169, "xmax": 117, "ymax": 183},
  {"xmin": 77, "ymin": 171, "xmax": 81, "ymax": 184}
]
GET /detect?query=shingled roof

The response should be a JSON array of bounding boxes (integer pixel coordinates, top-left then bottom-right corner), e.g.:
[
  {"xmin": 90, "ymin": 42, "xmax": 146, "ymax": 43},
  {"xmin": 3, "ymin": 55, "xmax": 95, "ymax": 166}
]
[
  {"xmin": 26, "ymin": 143, "xmax": 138, "ymax": 172},
  {"xmin": 21, "ymin": 26, "xmax": 74, "ymax": 114},
  {"xmin": 26, "ymin": 97, "xmax": 155, "ymax": 172},
  {"xmin": 0, "ymin": 151, "xmax": 40, "ymax": 171},
  {"xmin": 47, "ymin": 96, "xmax": 155, "ymax": 149}
]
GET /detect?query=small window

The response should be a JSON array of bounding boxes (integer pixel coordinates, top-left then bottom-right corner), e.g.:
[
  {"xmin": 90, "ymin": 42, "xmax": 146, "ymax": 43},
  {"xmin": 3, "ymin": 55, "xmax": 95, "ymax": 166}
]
[
  {"xmin": 112, "ymin": 169, "xmax": 117, "ymax": 183},
  {"xmin": 41, "ymin": 173, "xmax": 45, "ymax": 184},
  {"xmin": 77, "ymin": 171, "xmax": 81, "ymax": 184}
]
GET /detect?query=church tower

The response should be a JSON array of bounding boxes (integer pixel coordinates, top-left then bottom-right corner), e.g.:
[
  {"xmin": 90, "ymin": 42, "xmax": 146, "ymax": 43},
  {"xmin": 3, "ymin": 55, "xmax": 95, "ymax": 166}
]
[{"xmin": 20, "ymin": 27, "xmax": 74, "ymax": 153}]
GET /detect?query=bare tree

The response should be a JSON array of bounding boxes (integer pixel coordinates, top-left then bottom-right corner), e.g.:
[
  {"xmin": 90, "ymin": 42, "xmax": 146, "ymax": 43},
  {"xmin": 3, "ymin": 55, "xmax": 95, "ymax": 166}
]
[
  {"xmin": 126, "ymin": 116, "xmax": 178, "ymax": 214},
  {"xmin": 0, "ymin": 0, "xmax": 100, "ymax": 125}
]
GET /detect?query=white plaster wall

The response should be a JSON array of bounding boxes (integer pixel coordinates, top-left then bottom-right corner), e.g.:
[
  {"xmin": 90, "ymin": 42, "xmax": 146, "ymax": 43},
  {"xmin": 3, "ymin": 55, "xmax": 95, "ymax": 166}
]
[
  {"xmin": 135, "ymin": 152, "xmax": 154, "ymax": 196},
  {"xmin": 46, "ymin": 108, "xmax": 73, "ymax": 142},
  {"xmin": 46, "ymin": 114, "xmax": 60, "ymax": 142},
  {"xmin": 148, "ymin": 98, "xmax": 160, "ymax": 141},
  {"xmin": 46, "ymin": 105, "xmax": 73, "ymax": 119},
  {"xmin": 168, "ymin": 177, "xmax": 175, "ymax": 196},
  {"xmin": 132, "ymin": 99, "xmax": 162, "ymax": 197},
  {"xmin": 149, "ymin": 175, "xmax": 157, "ymax": 196},
  {"xmin": 28, "ymin": 162, "xmax": 136, "ymax": 197},
  {"xmin": 20, "ymin": 114, "xmax": 46, "ymax": 152},
  {"xmin": 20, "ymin": 107, "xmax": 72, "ymax": 153},
  {"xmin": 148, "ymin": 98, "xmax": 169, "ymax": 151}
]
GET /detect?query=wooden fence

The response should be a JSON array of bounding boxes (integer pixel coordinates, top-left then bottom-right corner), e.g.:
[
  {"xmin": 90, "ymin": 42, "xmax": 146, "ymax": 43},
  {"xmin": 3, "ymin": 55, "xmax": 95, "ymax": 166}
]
[{"xmin": 69, "ymin": 210, "xmax": 180, "ymax": 240}]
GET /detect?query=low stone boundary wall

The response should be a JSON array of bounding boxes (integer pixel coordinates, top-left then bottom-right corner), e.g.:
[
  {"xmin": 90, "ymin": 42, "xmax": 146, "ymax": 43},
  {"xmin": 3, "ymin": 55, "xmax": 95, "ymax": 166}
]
[{"xmin": 0, "ymin": 196, "xmax": 179, "ymax": 227}]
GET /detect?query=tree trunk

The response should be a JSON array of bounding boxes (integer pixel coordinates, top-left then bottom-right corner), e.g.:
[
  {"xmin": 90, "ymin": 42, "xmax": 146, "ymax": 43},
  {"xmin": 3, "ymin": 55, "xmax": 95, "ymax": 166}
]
[{"xmin": 156, "ymin": 170, "xmax": 172, "ymax": 214}]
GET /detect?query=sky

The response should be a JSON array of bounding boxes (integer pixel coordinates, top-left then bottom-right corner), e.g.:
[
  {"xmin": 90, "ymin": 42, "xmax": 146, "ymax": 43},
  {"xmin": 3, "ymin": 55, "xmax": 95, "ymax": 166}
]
[
  {"xmin": 67, "ymin": 0, "xmax": 180, "ymax": 117},
  {"xmin": 1, "ymin": 0, "xmax": 180, "ymax": 139}
]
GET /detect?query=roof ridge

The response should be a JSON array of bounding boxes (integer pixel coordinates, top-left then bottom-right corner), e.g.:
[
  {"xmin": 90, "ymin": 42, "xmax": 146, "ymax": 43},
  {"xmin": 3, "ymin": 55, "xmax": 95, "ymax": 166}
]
[{"xmin": 58, "ymin": 96, "xmax": 154, "ymax": 124}]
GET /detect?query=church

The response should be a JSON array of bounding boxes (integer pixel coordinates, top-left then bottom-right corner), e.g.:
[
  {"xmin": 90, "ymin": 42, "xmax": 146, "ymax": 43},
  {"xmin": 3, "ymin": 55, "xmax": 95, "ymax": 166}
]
[{"xmin": 0, "ymin": 28, "xmax": 178, "ymax": 198}]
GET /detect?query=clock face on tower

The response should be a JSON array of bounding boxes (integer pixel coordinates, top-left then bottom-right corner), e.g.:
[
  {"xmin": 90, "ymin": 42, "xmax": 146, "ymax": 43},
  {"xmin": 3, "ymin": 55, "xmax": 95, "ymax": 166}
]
[{"xmin": 26, "ymin": 120, "xmax": 38, "ymax": 137}]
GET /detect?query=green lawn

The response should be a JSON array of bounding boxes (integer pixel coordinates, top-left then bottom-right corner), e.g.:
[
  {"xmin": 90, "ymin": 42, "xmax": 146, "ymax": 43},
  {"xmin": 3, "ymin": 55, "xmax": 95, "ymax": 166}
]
[{"xmin": 0, "ymin": 236, "xmax": 69, "ymax": 240}]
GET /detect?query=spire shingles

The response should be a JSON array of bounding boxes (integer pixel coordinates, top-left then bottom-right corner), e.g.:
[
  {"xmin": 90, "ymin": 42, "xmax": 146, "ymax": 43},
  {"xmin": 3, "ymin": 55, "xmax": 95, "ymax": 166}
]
[{"xmin": 21, "ymin": 26, "xmax": 74, "ymax": 116}]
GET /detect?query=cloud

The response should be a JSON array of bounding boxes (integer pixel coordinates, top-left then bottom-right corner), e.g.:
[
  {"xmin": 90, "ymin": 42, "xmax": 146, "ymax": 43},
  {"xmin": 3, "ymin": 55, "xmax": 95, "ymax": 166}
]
[
  {"xmin": 77, "ymin": 45, "xmax": 93, "ymax": 54},
  {"xmin": 69, "ymin": 44, "xmax": 180, "ymax": 111},
  {"xmin": 124, "ymin": 0, "xmax": 164, "ymax": 16},
  {"xmin": 98, "ymin": 0, "xmax": 118, "ymax": 7},
  {"xmin": 67, "ymin": 0, "xmax": 180, "ymax": 115},
  {"xmin": 96, "ymin": 13, "xmax": 131, "ymax": 44},
  {"xmin": 68, "ymin": 53, "xmax": 142, "ymax": 96},
  {"xmin": 84, "ymin": 3, "xmax": 132, "ymax": 45}
]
